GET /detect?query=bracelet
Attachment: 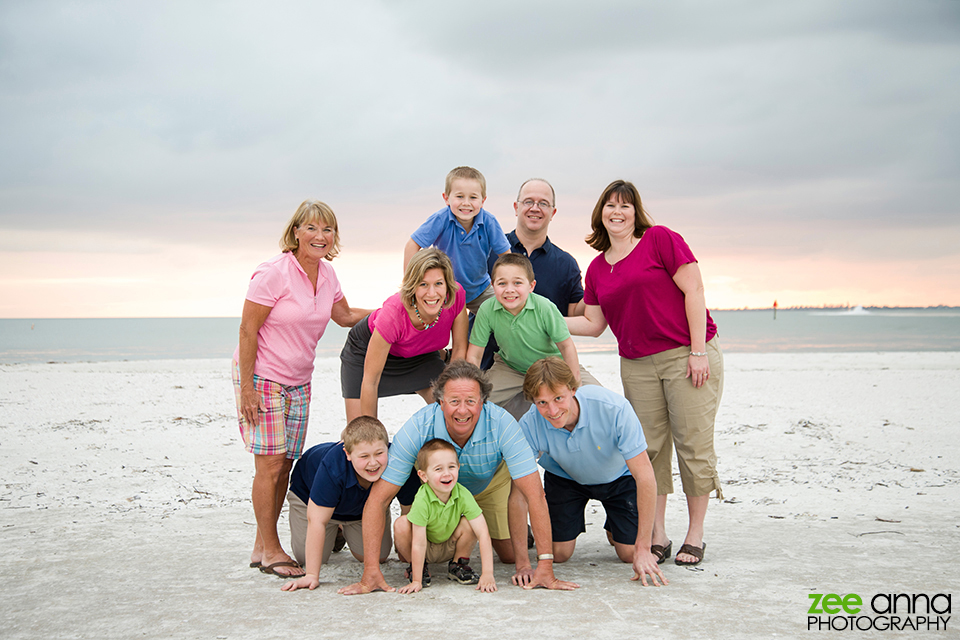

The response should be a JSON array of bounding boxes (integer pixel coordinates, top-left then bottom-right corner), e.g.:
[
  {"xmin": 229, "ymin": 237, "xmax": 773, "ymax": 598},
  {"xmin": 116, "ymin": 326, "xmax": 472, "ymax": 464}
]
[
  {"xmin": 689, "ymin": 351, "xmax": 707, "ymax": 357},
  {"xmin": 537, "ymin": 554, "xmax": 554, "ymax": 561}
]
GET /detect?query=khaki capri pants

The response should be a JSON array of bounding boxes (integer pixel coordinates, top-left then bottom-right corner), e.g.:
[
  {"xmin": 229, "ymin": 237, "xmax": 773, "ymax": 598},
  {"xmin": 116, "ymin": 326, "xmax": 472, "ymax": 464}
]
[{"xmin": 620, "ymin": 338, "xmax": 724, "ymax": 498}]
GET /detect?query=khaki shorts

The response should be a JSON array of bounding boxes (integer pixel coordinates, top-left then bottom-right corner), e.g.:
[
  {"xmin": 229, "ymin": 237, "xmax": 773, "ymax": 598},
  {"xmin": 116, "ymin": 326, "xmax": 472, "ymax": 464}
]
[
  {"xmin": 466, "ymin": 285, "xmax": 495, "ymax": 315},
  {"xmin": 287, "ymin": 491, "xmax": 392, "ymax": 566},
  {"xmin": 620, "ymin": 338, "xmax": 724, "ymax": 498},
  {"xmin": 487, "ymin": 354, "xmax": 602, "ymax": 420},
  {"xmin": 423, "ymin": 537, "xmax": 459, "ymax": 564},
  {"xmin": 471, "ymin": 461, "xmax": 512, "ymax": 539}
]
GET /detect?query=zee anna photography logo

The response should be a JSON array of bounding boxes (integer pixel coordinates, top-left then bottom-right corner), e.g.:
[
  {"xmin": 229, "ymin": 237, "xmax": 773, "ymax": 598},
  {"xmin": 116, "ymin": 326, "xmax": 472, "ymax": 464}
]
[{"xmin": 807, "ymin": 592, "xmax": 951, "ymax": 632}]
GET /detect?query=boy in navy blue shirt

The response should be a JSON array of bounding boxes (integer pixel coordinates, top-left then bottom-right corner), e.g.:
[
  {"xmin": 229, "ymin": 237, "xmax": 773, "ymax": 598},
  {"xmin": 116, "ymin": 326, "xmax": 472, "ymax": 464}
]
[{"xmin": 281, "ymin": 417, "xmax": 397, "ymax": 591}]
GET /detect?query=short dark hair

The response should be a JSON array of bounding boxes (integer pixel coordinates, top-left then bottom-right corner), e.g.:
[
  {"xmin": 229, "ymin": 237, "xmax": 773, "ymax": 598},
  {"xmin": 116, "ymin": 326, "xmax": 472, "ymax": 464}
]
[
  {"xmin": 431, "ymin": 359, "xmax": 492, "ymax": 404},
  {"xmin": 491, "ymin": 253, "xmax": 535, "ymax": 283}
]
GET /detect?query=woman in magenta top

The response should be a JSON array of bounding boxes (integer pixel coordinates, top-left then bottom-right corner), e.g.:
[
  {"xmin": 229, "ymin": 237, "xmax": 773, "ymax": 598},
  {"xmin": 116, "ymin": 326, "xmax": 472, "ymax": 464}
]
[
  {"xmin": 233, "ymin": 199, "xmax": 370, "ymax": 578},
  {"xmin": 340, "ymin": 248, "xmax": 469, "ymax": 421},
  {"xmin": 568, "ymin": 180, "xmax": 723, "ymax": 568}
]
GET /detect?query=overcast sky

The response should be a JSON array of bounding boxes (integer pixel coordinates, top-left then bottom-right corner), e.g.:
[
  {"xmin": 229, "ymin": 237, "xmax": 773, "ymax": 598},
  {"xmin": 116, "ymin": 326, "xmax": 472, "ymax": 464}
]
[{"xmin": 1, "ymin": 0, "xmax": 958, "ymax": 317}]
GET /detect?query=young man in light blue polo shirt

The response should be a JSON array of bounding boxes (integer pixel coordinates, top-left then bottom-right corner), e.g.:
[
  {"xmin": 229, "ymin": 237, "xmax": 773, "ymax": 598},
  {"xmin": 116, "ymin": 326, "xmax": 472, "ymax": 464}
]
[{"xmin": 518, "ymin": 357, "xmax": 667, "ymax": 587}]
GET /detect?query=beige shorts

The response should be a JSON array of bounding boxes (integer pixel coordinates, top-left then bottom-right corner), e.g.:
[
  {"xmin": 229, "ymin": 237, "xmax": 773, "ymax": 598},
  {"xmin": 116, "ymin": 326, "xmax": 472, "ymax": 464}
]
[
  {"xmin": 423, "ymin": 536, "xmax": 459, "ymax": 564},
  {"xmin": 471, "ymin": 461, "xmax": 513, "ymax": 540},
  {"xmin": 287, "ymin": 491, "xmax": 392, "ymax": 566},
  {"xmin": 620, "ymin": 338, "xmax": 724, "ymax": 498},
  {"xmin": 487, "ymin": 354, "xmax": 602, "ymax": 420}
]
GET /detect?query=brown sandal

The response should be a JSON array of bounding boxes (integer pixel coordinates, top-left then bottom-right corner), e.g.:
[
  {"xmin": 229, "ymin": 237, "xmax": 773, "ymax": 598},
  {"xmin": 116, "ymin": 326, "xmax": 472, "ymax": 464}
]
[
  {"xmin": 650, "ymin": 541, "xmax": 672, "ymax": 564},
  {"xmin": 675, "ymin": 542, "xmax": 705, "ymax": 566}
]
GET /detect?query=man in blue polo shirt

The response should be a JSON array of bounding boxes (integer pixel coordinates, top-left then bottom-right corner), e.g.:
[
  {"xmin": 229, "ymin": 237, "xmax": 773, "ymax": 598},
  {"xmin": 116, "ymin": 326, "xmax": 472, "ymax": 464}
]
[
  {"xmin": 338, "ymin": 360, "xmax": 579, "ymax": 595},
  {"xmin": 519, "ymin": 357, "xmax": 667, "ymax": 587}
]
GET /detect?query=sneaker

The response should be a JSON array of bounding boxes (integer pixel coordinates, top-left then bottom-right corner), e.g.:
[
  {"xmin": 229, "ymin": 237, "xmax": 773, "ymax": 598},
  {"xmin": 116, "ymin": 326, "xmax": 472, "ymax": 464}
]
[
  {"xmin": 404, "ymin": 561, "xmax": 431, "ymax": 587},
  {"xmin": 447, "ymin": 557, "xmax": 479, "ymax": 585}
]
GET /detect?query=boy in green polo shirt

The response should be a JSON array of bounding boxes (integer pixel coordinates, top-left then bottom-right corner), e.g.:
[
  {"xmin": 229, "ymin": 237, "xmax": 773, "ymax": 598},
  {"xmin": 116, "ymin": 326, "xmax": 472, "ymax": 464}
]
[
  {"xmin": 394, "ymin": 439, "xmax": 497, "ymax": 593},
  {"xmin": 466, "ymin": 253, "xmax": 600, "ymax": 419}
]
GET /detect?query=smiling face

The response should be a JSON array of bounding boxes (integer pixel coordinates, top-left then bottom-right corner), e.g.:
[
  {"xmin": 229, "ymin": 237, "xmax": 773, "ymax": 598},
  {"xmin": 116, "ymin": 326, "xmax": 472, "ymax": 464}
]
[
  {"xmin": 533, "ymin": 384, "xmax": 580, "ymax": 432},
  {"xmin": 492, "ymin": 264, "xmax": 535, "ymax": 316},
  {"xmin": 417, "ymin": 448, "xmax": 460, "ymax": 501},
  {"xmin": 414, "ymin": 267, "xmax": 447, "ymax": 317},
  {"xmin": 438, "ymin": 378, "xmax": 483, "ymax": 446},
  {"xmin": 443, "ymin": 177, "xmax": 486, "ymax": 225},
  {"xmin": 601, "ymin": 194, "xmax": 636, "ymax": 240},
  {"xmin": 293, "ymin": 218, "xmax": 336, "ymax": 262},
  {"xmin": 514, "ymin": 180, "xmax": 556, "ymax": 234},
  {"xmin": 345, "ymin": 439, "xmax": 389, "ymax": 488}
]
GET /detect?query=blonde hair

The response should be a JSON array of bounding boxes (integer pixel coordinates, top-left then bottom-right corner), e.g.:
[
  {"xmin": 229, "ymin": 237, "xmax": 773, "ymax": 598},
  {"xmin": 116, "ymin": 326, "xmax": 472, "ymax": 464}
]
[
  {"xmin": 445, "ymin": 166, "xmax": 487, "ymax": 199},
  {"xmin": 416, "ymin": 438, "xmax": 458, "ymax": 473},
  {"xmin": 342, "ymin": 416, "xmax": 389, "ymax": 453},
  {"xmin": 400, "ymin": 248, "xmax": 458, "ymax": 309},
  {"xmin": 279, "ymin": 199, "xmax": 341, "ymax": 260},
  {"xmin": 585, "ymin": 180, "xmax": 654, "ymax": 253},
  {"xmin": 522, "ymin": 357, "xmax": 580, "ymax": 401}
]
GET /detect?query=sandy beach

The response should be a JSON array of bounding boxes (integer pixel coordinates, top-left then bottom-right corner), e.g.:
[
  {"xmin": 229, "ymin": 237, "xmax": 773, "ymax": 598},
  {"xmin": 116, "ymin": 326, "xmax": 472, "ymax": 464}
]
[{"xmin": 1, "ymin": 351, "xmax": 958, "ymax": 639}]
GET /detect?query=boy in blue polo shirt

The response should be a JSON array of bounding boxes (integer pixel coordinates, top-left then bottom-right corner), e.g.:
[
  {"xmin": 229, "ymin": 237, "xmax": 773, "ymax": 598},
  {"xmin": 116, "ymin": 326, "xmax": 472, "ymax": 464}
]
[
  {"xmin": 404, "ymin": 166, "xmax": 511, "ymax": 314},
  {"xmin": 518, "ymin": 358, "xmax": 667, "ymax": 587},
  {"xmin": 281, "ymin": 417, "xmax": 398, "ymax": 591},
  {"xmin": 394, "ymin": 439, "xmax": 497, "ymax": 593}
]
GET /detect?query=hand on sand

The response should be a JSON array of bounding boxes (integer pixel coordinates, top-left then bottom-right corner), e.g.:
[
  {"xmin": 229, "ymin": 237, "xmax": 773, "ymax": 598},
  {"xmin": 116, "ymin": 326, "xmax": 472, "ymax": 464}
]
[
  {"xmin": 631, "ymin": 550, "xmax": 668, "ymax": 587},
  {"xmin": 476, "ymin": 574, "xmax": 497, "ymax": 593},
  {"xmin": 281, "ymin": 575, "xmax": 320, "ymax": 592},
  {"xmin": 511, "ymin": 566, "xmax": 535, "ymax": 587},
  {"xmin": 522, "ymin": 564, "xmax": 579, "ymax": 591},
  {"xmin": 338, "ymin": 571, "xmax": 395, "ymax": 595},
  {"xmin": 397, "ymin": 581, "xmax": 422, "ymax": 594}
]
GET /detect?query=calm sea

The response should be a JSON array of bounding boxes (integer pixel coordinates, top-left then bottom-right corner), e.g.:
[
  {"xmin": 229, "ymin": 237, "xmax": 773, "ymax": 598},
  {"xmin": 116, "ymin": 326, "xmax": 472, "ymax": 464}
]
[{"xmin": 0, "ymin": 308, "xmax": 957, "ymax": 364}]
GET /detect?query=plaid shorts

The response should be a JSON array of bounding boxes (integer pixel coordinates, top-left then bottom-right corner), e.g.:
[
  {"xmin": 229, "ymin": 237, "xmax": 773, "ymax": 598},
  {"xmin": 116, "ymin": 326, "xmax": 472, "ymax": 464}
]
[{"xmin": 232, "ymin": 361, "xmax": 310, "ymax": 459}]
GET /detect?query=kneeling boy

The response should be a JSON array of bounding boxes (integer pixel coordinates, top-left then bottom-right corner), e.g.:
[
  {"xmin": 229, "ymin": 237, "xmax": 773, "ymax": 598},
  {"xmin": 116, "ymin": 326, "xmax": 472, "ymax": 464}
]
[
  {"xmin": 282, "ymin": 416, "xmax": 394, "ymax": 592},
  {"xmin": 394, "ymin": 439, "xmax": 497, "ymax": 593},
  {"xmin": 467, "ymin": 253, "xmax": 600, "ymax": 420},
  {"xmin": 519, "ymin": 358, "xmax": 667, "ymax": 587}
]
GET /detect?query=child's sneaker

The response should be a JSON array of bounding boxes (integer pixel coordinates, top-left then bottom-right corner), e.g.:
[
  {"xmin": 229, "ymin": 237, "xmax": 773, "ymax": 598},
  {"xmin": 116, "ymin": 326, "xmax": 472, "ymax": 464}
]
[
  {"xmin": 404, "ymin": 561, "xmax": 431, "ymax": 587},
  {"xmin": 447, "ymin": 557, "xmax": 479, "ymax": 585}
]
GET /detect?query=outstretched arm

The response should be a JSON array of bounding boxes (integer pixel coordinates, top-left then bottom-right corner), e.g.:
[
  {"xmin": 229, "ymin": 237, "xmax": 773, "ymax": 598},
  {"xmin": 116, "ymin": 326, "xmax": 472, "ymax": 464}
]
[
  {"xmin": 565, "ymin": 303, "xmax": 607, "ymax": 337},
  {"xmin": 625, "ymin": 452, "xmax": 667, "ymax": 587},
  {"xmin": 330, "ymin": 296, "xmax": 373, "ymax": 328},
  {"xmin": 337, "ymin": 480, "xmax": 401, "ymax": 595},
  {"xmin": 556, "ymin": 337, "xmax": 582, "ymax": 385},
  {"xmin": 467, "ymin": 514, "xmax": 497, "ymax": 592},
  {"xmin": 359, "ymin": 329, "xmax": 392, "ymax": 419},
  {"xmin": 281, "ymin": 502, "xmax": 334, "ymax": 592},
  {"xmin": 398, "ymin": 525, "xmax": 428, "ymax": 594},
  {"xmin": 403, "ymin": 239, "xmax": 422, "ymax": 272},
  {"xmin": 450, "ymin": 307, "xmax": 470, "ymax": 361},
  {"xmin": 512, "ymin": 472, "xmax": 579, "ymax": 591}
]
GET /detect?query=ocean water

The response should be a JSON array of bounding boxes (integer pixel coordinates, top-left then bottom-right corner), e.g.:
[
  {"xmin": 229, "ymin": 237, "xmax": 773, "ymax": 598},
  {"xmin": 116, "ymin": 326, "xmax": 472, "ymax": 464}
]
[{"xmin": 0, "ymin": 308, "xmax": 957, "ymax": 364}]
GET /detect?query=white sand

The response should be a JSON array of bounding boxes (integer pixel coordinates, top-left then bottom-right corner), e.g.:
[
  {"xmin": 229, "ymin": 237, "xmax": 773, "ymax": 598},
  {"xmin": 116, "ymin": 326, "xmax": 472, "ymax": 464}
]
[{"xmin": 2, "ymin": 352, "xmax": 958, "ymax": 639}]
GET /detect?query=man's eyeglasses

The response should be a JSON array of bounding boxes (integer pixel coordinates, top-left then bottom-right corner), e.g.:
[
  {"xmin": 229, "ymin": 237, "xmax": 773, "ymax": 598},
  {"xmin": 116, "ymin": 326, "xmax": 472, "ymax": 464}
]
[{"xmin": 519, "ymin": 199, "xmax": 553, "ymax": 210}]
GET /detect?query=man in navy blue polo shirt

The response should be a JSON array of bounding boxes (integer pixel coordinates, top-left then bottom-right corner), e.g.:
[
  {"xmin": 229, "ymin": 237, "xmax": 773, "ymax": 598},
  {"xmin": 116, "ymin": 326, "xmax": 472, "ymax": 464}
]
[
  {"xmin": 489, "ymin": 178, "xmax": 585, "ymax": 316},
  {"xmin": 482, "ymin": 178, "xmax": 585, "ymax": 368}
]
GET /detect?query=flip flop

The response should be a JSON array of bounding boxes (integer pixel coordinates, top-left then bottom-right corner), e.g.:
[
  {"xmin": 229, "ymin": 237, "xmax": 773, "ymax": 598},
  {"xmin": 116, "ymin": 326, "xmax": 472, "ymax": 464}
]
[
  {"xmin": 675, "ymin": 542, "xmax": 706, "ymax": 566},
  {"xmin": 259, "ymin": 561, "xmax": 304, "ymax": 578},
  {"xmin": 650, "ymin": 541, "xmax": 672, "ymax": 565},
  {"xmin": 249, "ymin": 561, "xmax": 262, "ymax": 569}
]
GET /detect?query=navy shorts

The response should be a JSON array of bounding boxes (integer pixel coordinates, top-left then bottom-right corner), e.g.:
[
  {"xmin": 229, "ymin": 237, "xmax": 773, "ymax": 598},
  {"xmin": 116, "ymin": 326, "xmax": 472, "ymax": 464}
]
[{"xmin": 544, "ymin": 471, "xmax": 639, "ymax": 545}]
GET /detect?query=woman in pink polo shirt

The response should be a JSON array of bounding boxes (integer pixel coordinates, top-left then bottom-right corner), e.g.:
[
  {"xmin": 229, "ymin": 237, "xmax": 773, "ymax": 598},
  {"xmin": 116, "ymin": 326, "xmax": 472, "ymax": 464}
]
[
  {"xmin": 340, "ymin": 248, "xmax": 469, "ymax": 421},
  {"xmin": 568, "ymin": 180, "xmax": 723, "ymax": 568},
  {"xmin": 233, "ymin": 199, "xmax": 370, "ymax": 578}
]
